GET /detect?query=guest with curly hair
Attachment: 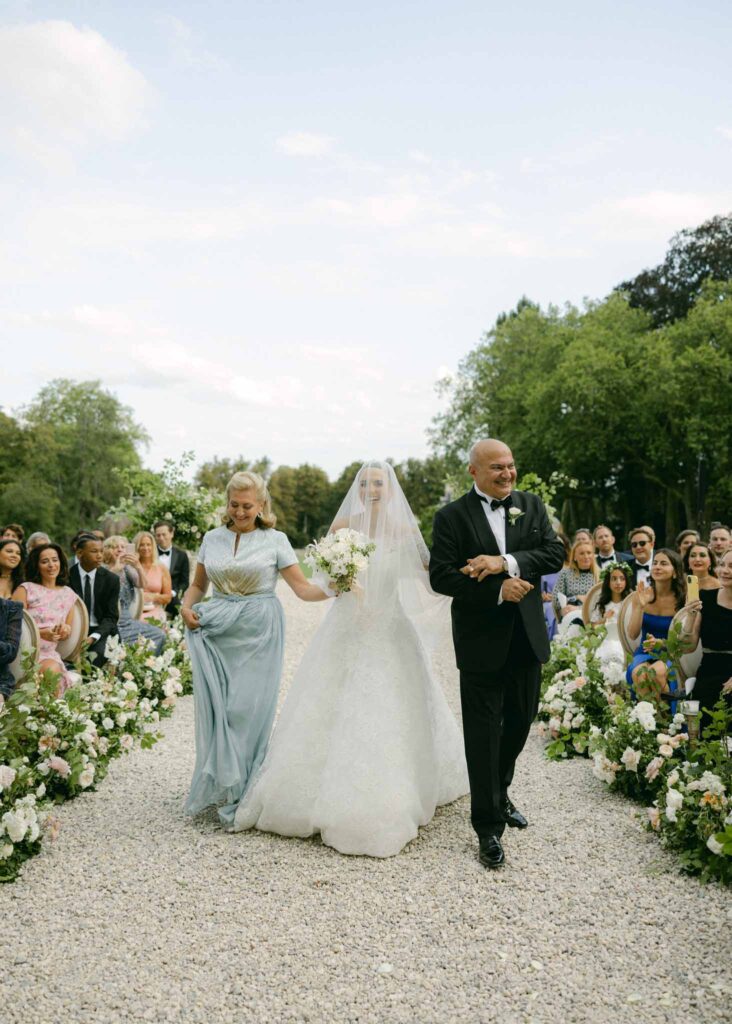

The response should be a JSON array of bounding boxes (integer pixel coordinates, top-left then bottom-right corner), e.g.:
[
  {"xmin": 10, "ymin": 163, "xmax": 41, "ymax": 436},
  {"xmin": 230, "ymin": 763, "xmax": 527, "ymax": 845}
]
[
  {"xmin": 0, "ymin": 538, "xmax": 24, "ymax": 600},
  {"xmin": 591, "ymin": 561, "xmax": 633, "ymax": 625}
]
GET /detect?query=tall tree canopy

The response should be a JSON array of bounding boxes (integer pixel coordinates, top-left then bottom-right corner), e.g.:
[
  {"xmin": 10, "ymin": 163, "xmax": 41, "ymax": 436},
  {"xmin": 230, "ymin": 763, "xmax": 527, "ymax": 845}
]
[{"xmin": 618, "ymin": 213, "xmax": 732, "ymax": 327}]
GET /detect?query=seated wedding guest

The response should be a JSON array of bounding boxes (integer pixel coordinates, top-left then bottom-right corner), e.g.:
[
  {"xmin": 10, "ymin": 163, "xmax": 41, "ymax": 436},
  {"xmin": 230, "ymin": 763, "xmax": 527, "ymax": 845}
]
[
  {"xmin": 552, "ymin": 538, "xmax": 598, "ymax": 629},
  {"xmin": 626, "ymin": 550, "xmax": 686, "ymax": 708},
  {"xmin": 68, "ymin": 535, "xmax": 120, "ymax": 667},
  {"xmin": 26, "ymin": 531, "xmax": 50, "ymax": 554},
  {"xmin": 679, "ymin": 548, "xmax": 732, "ymax": 734},
  {"xmin": 675, "ymin": 528, "xmax": 700, "ymax": 559},
  {"xmin": 0, "ymin": 538, "xmax": 24, "ymax": 600},
  {"xmin": 0, "ymin": 596, "xmax": 23, "ymax": 708},
  {"xmin": 541, "ymin": 532, "xmax": 570, "ymax": 640},
  {"xmin": 153, "ymin": 520, "xmax": 189, "ymax": 619},
  {"xmin": 684, "ymin": 542, "xmax": 720, "ymax": 591},
  {"xmin": 2, "ymin": 524, "xmax": 24, "ymax": 548},
  {"xmin": 573, "ymin": 528, "xmax": 593, "ymax": 545},
  {"xmin": 12, "ymin": 544, "xmax": 77, "ymax": 693},
  {"xmin": 627, "ymin": 527, "xmax": 654, "ymax": 587},
  {"xmin": 590, "ymin": 562, "xmax": 633, "ymax": 625},
  {"xmin": 103, "ymin": 536, "xmax": 165, "ymax": 655},
  {"xmin": 709, "ymin": 523, "xmax": 732, "ymax": 559},
  {"xmin": 133, "ymin": 531, "xmax": 172, "ymax": 623},
  {"xmin": 593, "ymin": 524, "xmax": 629, "ymax": 569},
  {"xmin": 69, "ymin": 530, "xmax": 98, "ymax": 568}
]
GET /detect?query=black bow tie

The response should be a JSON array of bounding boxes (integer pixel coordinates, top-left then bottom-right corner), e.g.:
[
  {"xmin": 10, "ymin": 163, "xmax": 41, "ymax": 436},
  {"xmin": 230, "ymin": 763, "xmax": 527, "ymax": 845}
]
[
  {"xmin": 598, "ymin": 555, "xmax": 614, "ymax": 563},
  {"xmin": 158, "ymin": 549, "xmax": 172, "ymax": 556},
  {"xmin": 478, "ymin": 494, "xmax": 511, "ymax": 511}
]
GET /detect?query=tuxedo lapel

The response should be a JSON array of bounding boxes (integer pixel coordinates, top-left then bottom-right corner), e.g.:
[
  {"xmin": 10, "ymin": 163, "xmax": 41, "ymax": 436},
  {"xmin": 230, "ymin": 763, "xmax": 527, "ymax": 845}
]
[
  {"xmin": 504, "ymin": 491, "xmax": 526, "ymax": 555},
  {"xmin": 466, "ymin": 489, "xmax": 501, "ymax": 555}
]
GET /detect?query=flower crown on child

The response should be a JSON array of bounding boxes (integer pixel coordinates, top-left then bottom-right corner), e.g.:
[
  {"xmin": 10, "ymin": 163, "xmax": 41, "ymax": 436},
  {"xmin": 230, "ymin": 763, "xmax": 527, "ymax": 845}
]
[{"xmin": 599, "ymin": 560, "xmax": 633, "ymax": 584}]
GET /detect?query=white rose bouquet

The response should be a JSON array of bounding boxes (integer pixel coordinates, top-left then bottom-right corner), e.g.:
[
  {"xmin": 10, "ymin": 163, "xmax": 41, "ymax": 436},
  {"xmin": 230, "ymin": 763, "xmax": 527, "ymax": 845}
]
[{"xmin": 304, "ymin": 528, "xmax": 375, "ymax": 595}]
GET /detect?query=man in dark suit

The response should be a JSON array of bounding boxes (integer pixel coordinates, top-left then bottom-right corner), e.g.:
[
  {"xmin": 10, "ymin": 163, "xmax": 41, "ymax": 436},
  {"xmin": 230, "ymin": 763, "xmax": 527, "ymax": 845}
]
[
  {"xmin": 626, "ymin": 526, "xmax": 655, "ymax": 588},
  {"xmin": 153, "ymin": 521, "xmax": 190, "ymax": 619},
  {"xmin": 429, "ymin": 439, "xmax": 565, "ymax": 869},
  {"xmin": 593, "ymin": 524, "xmax": 630, "ymax": 571},
  {"xmin": 68, "ymin": 536, "xmax": 120, "ymax": 666}
]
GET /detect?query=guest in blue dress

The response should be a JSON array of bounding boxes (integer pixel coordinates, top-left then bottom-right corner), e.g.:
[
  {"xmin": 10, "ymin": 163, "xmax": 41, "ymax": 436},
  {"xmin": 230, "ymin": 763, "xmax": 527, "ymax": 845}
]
[
  {"xmin": 626, "ymin": 549, "xmax": 687, "ymax": 710},
  {"xmin": 541, "ymin": 533, "xmax": 570, "ymax": 639},
  {"xmin": 181, "ymin": 471, "xmax": 333, "ymax": 827}
]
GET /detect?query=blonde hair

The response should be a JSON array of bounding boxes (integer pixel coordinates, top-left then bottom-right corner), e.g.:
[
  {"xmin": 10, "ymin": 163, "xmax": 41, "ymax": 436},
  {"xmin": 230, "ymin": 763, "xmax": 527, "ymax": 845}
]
[
  {"xmin": 222, "ymin": 471, "xmax": 276, "ymax": 529},
  {"xmin": 569, "ymin": 539, "xmax": 599, "ymax": 580},
  {"xmin": 102, "ymin": 534, "xmax": 128, "ymax": 566},
  {"xmin": 133, "ymin": 530, "xmax": 159, "ymax": 563}
]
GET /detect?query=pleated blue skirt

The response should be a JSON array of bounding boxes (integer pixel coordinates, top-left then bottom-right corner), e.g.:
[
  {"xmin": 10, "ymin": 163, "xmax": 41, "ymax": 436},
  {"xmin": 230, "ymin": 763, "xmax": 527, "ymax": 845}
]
[{"xmin": 184, "ymin": 592, "xmax": 285, "ymax": 826}]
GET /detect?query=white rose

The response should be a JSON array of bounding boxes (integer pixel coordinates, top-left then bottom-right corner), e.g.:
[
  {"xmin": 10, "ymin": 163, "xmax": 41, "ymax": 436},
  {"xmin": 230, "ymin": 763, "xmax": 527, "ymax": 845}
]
[
  {"xmin": 665, "ymin": 788, "xmax": 684, "ymax": 822},
  {"xmin": 658, "ymin": 744, "xmax": 674, "ymax": 758},
  {"xmin": 36, "ymin": 783, "xmax": 46, "ymax": 798},
  {"xmin": 706, "ymin": 834, "xmax": 724, "ymax": 855},
  {"xmin": 2, "ymin": 811, "xmax": 27, "ymax": 844},
  {"xmin": 621, "ymin": 748, "xmax": 641, "ymax": 773},
  {"xmin": 102, "ymin": 718, "xmax": 114, "ymax": 731},
  {"xmin": 120, "ymin": 735, "xmax": 134, "ymax": 752},
  {"xmin": 0, "ymin": 843, "xmax": 14, "ymax": 859},
  {"xmin": 0, "ymin": 766, "xmax": 17, "ymax": 791},
  {"xmin": 79, "ymin": 767, "xmax": 95, "ymax": 789}
]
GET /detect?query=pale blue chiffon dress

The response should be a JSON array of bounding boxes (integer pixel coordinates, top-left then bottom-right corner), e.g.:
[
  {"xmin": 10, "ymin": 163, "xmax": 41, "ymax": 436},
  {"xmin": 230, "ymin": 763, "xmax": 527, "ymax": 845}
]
[{"xmin": 184, "ymin": 525, "xmax": 298, "ymax": 826}]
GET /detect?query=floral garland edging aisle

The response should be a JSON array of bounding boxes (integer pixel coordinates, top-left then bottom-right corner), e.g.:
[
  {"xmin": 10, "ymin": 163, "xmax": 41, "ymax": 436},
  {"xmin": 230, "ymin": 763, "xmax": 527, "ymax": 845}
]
[
  {"xmin": 538, "ymin": 626, "xmax": 732, "ymax": 885},
  {"xmin": 0, "ymin": 626, "xmax": 192, "ymax": 883}
]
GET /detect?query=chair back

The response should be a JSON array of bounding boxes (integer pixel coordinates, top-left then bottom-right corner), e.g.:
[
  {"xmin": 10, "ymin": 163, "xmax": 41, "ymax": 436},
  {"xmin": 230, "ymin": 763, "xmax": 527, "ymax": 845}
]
[
  {"xmin": 617, "ymin": 594, "xmax": 642, "ymax": 657},
  {"xmin": 582, "ymin": 583, "xmax": 604, "ymax": 626},
  {"xmin": 57, "ymin": 596, "xmax": 89, "ymax": 664},
  {"xmin": 669, "ymin": 606, "xmax": 703, "ymax": 685},
  {"xmin": 8, "ymin": 611, "xmax": 41, "ymax": 682}
]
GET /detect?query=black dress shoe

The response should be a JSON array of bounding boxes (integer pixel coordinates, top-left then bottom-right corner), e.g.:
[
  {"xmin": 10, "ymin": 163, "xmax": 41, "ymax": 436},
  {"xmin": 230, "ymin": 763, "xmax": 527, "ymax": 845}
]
[
  {"xmin": 478, "ymin": 835, "xmax": 505, "ymax": 869},
  {"xmin": 503, "ymin": 798, "xmax": 528, "ymax": 829}
]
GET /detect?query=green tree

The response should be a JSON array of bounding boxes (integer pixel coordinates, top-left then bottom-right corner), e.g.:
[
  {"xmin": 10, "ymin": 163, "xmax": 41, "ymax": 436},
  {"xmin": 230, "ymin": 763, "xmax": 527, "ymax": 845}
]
[
  {"xmin": 618, "ymin": 213, "xmax": 732, "ymax": 327},
  {"xmin": 1, "ymin": 380, "xmax": 148, "ymax": 543},
  {"xmin": 194, "ymin": 455, "xmax": 271, "ymax": 490}
]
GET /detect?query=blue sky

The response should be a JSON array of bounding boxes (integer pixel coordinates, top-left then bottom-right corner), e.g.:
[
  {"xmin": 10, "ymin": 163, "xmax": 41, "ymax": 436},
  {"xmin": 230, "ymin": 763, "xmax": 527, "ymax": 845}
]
[{"xmin": 1, "ymin": 1, "xmax": 731, "ymax": 476}]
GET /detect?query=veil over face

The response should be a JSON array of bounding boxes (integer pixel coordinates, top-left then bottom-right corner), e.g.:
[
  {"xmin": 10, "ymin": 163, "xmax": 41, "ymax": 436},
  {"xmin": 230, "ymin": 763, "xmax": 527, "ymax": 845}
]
[{"xmin": 326, "ymin": 461, "xmax": 446, "ymax": 642}]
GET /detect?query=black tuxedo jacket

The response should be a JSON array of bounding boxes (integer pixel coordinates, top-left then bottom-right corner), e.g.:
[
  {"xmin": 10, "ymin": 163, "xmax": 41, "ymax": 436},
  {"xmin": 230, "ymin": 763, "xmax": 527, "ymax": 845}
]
[
  {"xmin": 627, "ymin": 556, "xmax": 653, "ymax": 588},
  {"xmin": 429, "ymin": 489, "xmax": 565, "ymax": 673},
  {"xmin": 69, "ymin": 564, "xmax": 120, "ymax": 644},
  {"xmin": 595, "ymin": 550, "xmax": 631, "ymax": 570},
  {"xmin": 164, "ymin": 546, "xmax": 190, "ymax": 616}
]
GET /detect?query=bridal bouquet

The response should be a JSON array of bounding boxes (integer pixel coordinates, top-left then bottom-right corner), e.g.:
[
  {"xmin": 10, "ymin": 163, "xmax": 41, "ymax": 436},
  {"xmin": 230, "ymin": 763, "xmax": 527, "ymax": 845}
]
[{"xmin": 304, "ymin": 528, "xmax": 375, "ymax": 595}]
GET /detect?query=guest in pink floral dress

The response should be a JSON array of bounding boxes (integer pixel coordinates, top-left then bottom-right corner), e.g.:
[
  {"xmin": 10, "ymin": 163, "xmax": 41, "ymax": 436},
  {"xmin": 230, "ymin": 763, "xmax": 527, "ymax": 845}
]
[{"xmin": 13, "ymin": 543, "xmax": 77, "ymax": 693}]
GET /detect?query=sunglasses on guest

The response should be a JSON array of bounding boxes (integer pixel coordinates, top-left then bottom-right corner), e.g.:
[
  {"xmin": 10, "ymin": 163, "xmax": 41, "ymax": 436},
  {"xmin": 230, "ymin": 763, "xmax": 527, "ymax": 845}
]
[{"xmin": 630, "ymin": 540, "xmax": 649, "ymax": 548}]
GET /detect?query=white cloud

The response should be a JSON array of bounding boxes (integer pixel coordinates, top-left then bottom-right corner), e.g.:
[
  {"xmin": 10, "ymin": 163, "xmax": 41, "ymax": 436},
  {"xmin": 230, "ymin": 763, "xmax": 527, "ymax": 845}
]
[
  {"xmin": 581, "ymin": 190, "xmax": 732, "ymax": 242},
  {"xmin": 276, "ymin": 131, "xmax": 336, "ymax": 157},
  {"xmin": 0, "ymin": 20, "xmax": 151, "ymax": 168},
  {"xmin": 156, "ymin": 15, "xmax": 228, "ymax": 70}
]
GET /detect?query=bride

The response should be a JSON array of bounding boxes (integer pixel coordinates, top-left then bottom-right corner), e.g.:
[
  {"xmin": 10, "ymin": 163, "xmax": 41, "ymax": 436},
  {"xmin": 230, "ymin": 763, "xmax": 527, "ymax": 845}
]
[{"xmin": 233, "ymin": 461, "xmax": 469, "ymax": 857}]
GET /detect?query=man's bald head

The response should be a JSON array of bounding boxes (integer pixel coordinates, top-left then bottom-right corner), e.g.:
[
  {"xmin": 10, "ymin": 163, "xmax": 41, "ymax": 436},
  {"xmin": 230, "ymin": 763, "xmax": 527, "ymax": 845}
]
[{"xmin": 468, "ymin": 438, "xmax": 517, "ymax": 499}]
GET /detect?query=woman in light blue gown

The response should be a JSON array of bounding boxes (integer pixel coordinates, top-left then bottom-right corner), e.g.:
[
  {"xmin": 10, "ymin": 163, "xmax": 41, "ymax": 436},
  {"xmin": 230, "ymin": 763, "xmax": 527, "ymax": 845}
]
[{"xmin": 181, "ymin": 471, "xmax": 331, "ymax": 827}]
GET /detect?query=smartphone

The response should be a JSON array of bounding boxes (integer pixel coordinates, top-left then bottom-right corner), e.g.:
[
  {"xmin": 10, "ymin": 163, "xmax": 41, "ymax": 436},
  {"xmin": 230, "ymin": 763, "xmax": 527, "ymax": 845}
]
[
  {"xmin": 686, "ymin": 574, "xmax": 699, "ymax": 603},
  {"xmin": 125, "ymin": 542, "xmax": 135, "ymax": 556}
]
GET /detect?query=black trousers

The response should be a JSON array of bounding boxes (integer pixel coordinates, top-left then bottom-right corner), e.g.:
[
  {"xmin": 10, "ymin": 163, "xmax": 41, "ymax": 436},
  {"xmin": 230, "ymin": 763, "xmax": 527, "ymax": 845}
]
[{"xmin": 459, "ymin": 616, "xmax": 541, "ymax": 840}]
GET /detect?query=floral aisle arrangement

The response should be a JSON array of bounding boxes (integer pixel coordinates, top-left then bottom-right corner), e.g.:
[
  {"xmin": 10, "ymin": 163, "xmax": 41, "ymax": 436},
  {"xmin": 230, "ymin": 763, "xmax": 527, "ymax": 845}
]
[
  {"xmin": 304, "ymin": 528, "xmax": 376, "ymax": 595},
  {"xmin": 104, "ymin": 451, "xmax": 220, "ymax": 550},
  {"xmin": 0, "ymin": 625, "xmax": 192, "ymax": 883},
  {"xmin": 540, "ymin": 624, "xmax": 731, "ymax": 885}
]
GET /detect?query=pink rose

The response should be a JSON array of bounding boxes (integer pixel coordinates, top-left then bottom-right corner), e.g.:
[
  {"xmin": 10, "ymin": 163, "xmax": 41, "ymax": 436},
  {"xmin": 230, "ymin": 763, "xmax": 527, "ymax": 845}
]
[
  {"xmin": 646, "ymin": 807, "xmax": 661, "ymax": 831},
  {"xmin": 47, "ymin": 756, "xmax": 71, "ymax": 778},
  {"xmin": 574, "ymin": 676, "xmax": 588, "ymax": 689},
  {"xmin": 645, "ymin": 756, "xmax": 664, "ymax": 781}
]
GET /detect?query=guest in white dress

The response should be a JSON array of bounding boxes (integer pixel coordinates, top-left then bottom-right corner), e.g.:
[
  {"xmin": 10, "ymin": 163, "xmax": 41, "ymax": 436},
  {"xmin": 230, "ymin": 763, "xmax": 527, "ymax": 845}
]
[{"xmin": 590, "ymin": 561, "xmax": 633, "ymax": 666}]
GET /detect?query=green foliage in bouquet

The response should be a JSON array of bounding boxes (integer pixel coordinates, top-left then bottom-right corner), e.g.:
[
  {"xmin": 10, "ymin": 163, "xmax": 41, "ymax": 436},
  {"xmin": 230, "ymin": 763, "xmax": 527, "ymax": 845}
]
[{"xmin": 104, "ymin": 451, "xmax": 221, "ymax": 551}]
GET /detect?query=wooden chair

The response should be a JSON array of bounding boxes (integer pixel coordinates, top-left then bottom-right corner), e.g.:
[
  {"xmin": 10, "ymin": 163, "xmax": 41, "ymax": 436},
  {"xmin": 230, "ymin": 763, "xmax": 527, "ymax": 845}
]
[
  {"xmin": 581, "ymin": 583, "xmax": 603, "ymax": 626},
  {"xmin": 669, "ymin": 606, "xmax": 702, "ymax": 689},
  {"xmin": 617, "ymin": 594, "xmax": 642, "ymax": 658},
  {"xmin": 57, "ymin": 596, "xmax": 89, "ymax": 665},
  {"xmin": 8, "ymin": 611, "xmax": 41, "ymax": 683}
]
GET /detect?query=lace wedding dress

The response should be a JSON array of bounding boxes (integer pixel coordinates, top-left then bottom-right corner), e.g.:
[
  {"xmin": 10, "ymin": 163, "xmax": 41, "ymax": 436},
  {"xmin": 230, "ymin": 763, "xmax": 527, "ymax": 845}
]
[{"xmin": 233, "ymin": 462, "xmax": 469, "ymax": 857}]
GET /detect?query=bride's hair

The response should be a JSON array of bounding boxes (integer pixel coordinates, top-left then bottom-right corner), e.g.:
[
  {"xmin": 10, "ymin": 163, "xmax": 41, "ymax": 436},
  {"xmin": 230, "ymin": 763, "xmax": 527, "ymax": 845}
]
[{"xmin": 221, "ymin": 471, "xmax": 277, "ymax": 529}]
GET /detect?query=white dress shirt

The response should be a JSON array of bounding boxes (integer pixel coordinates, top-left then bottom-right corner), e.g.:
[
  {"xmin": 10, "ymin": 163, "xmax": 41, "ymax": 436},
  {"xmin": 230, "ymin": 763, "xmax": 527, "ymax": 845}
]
[
  {"xmin": 473, "ymin": 485, "xmax": 520, "ymax": 602},
  {"xmin": 158, "ymin": 548, "xmax": 172, "ymax": 569},
  {"xmin": 79, "ymin": 566, "xmax": 100, "ymax": 639},
  {"xmin": 635, "ymin": 554, "xmax": 654, "ymax": 586}
]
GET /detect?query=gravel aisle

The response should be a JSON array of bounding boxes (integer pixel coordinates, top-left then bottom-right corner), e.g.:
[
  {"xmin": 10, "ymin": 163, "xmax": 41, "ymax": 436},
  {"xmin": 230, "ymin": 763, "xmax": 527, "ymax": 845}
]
[{"xmin": 2, "ymin": 584, "xmax": 730, "ymax": 1024}]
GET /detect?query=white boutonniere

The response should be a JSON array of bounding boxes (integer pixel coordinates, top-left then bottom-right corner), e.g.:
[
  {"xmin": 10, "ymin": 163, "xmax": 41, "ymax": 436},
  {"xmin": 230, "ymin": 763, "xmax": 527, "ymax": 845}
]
[{"xmin": 507, "ymin": 506, "xmax": 525, "ymax": 527}]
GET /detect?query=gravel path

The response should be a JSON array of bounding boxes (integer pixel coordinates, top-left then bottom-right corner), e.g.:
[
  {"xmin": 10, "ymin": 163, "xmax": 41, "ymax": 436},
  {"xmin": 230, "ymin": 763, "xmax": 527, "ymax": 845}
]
[{"xmin": 2, "ymin": 583, "xmax": 730, "ymax": 1024}]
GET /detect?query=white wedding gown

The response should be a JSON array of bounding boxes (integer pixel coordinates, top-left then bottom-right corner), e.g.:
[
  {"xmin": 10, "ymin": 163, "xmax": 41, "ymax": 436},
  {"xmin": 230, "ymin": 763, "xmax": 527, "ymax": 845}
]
[{"xmin": 233, "ymin": 549, "xmax": 469, "ymax": 857}]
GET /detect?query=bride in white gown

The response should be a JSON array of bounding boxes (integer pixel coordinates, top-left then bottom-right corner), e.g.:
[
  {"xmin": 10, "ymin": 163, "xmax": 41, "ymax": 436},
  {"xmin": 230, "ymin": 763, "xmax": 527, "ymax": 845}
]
[{"xmin": 233, "ymin": 461, "xmax": 469, "ymax": 857}]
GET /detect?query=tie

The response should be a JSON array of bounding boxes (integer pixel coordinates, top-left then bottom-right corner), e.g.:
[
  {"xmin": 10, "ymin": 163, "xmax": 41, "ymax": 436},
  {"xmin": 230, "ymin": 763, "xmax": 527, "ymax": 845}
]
[
  {"xmin": 490, "ymin": 497, "xmax": 511, "ymax": 511},
  {"xmin": 598, "ymin": 555, "xmax": 613, "ymax": 564},
  {"xmin": 158, "ymin": 549, "xmax": 172, "ymax": 557},
  {"xmin": 83, "ymin": 574, "xmax": 93, "ymax": 617}
]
